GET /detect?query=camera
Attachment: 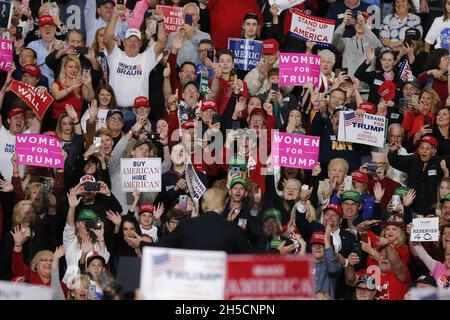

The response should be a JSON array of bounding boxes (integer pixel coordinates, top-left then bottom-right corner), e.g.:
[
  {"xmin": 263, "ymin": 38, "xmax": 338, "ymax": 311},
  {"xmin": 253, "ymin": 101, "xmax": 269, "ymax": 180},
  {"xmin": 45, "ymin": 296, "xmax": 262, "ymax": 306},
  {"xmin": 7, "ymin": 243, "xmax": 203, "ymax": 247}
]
[
  {"xmin": 184, "ymin": 14, "xmax": 193, "ymax": 26},
  {"xmin": 351, "ymin": 11, "xmax": 358, "ymax": 19},
  {"xmin": 75, "ymin": 46, "xmax": 89, "ymax": 55},
  {"xmin": 15, "ymin": 26, "xmax": 23, "ymax": 40},
  {"xmin": 271, "ymin": 82, "xmax": 279, "ymax": 92},
  {"xmin": 211, "ymin": 114, "xmax": 221, "ymax": 125},
  {"xmin": 85, "ymin": 218, "xmax": 102, "ymax": 230},
  {"xmin": 84, "ymin": 182, "xmax": 100, "ymax": 192},
  {"xmin": 93, "ymin": 137, "xmax": 101, "ymax": 149},
  {"xmin": 207, "ymin": 49, "xmax": 215, "ymax": 62},
  {"xmin": 147, "ymin": 133, "xmax": 160, "ymax": 141},
  {"xmin": 230, "ymin": 166, "xmax": 241, "ymax": 177},
  {"xmin": 125, "ymin": 0, "xmax": 137, "ymax": 10},
  {"xmin": 232, "ymin": 121, "xmax": 240, "ymax": 130},
  {"xmin": 398, "ymin": 98, "xmax": 407, "ymax": 108},
  {"xmin": 424, "ymin": 116, "xmax": 432, "ymax": 126},
  {"xmin": 179, "ymin": 195, "xmax": 188, "ymax": 212}
]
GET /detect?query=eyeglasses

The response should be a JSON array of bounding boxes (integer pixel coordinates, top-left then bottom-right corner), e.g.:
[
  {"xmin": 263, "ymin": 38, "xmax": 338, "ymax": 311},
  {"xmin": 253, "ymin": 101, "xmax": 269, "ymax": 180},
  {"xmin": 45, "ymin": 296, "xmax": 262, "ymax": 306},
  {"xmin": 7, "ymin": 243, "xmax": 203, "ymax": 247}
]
[
  {"xmin": 371, "ymin": 161, "xmax": 387, "ymax": 165},
  {"xmin": 389, "ymin": 135, "xmax": 403, "ymax": 139},
  {"xmin": 356, "ymin": 287, "xmax": 376, "ymax": 293},
  {"xmin": 181, "ymin": 69, "xmax": 197, "ymax": 75},
  {"xmin": 169, "ymin": 220, "xmax": 179, "ymax": 225},
  {"xmin": 108, "ymin": 117, "xmax": 123, "ymax": 122}
]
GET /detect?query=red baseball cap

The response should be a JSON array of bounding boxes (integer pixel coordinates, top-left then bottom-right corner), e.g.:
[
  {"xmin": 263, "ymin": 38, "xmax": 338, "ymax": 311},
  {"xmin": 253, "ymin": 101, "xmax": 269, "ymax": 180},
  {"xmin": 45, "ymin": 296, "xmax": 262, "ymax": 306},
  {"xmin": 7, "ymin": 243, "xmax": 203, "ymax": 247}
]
[
  {"xmin": 181, "ymin": 119, "xmax": 195, "ymax": 130},
  {"xmin": 262, "ymin": 39, "xmax": 279, "ymax": 55},
  {"xmin": 22, "ymin": 64, "xmax": 41, "ymax": 78},
  {"xmin": 351, "ymin": 170, "xmax": 369, "ymax": 184},
  {"xmin": 323, "ymin": 203, "xmax": 343, "ymax": 217},
  {"xmin": 139, "ymin": 202, "xmax": 155, "ymax": 214},
  {"xmin": 359, "ymin": 102, "xmax": 376, "ymax": 115},
  {"xmin": 38, "ymin": 15, "xmax": 55, "ymax": 28},
  {"xmin": 134, "ymin": 96, "xmax": 149, "ymax": 108},
  {"xmin": 79, "ymin": 175, "xmax": 96, "ymax": 183},
  {"xmin": 201, "ymin": 100, "xmax": 217, "ymax": 112},
  {"xmin": 8, "ymin": 107, "xmax": 25, "ymax": 118},
  {"xmin": 310, "ymin": 232, "xmax": 325, "ymax": 245},
  {"xmin": 419, "ymin": 135, "xmax": 438, "ymax": 150},
  {"xmin": 378, "ymin": 80, "xmax": 396, "ymax": 102}
]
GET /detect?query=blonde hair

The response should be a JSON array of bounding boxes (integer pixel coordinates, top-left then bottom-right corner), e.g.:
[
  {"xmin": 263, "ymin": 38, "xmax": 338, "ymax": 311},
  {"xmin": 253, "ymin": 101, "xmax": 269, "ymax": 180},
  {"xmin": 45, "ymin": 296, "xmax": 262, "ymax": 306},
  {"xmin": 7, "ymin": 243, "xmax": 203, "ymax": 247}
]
[
  {"xmin": 68, "ymin": 274, "xmax": 90, "ymax": 299},
  {"xmin": 56, "ymin": 112, "xmax": 74, "ymax": 138},
  {"xmin": 38, "ymin": 2, "xmax": 59, "ymax": 17},
  {"xmin": 30, "ymin": 250, "xmax": 53, "ymax": 272},
  {"xmin": 419, "ymin": 88, "xmax": 441, "ymax": 115},
  {"xmin": 183, "ymin": 2, "xmax": 200, "ymax": 15},
  {"xmin": 92, "ymin": 27, "xmax": 106, "ymax": 53},
  {"xmin": 201, "ymin": 188, "xmax": 226, "ymax": 213},
  {"xmin": 58, "ymin": 55, "xmax": 82, "ymax": 99},
  {"xmin": 381, "ymin": 225, "xmax": 406, "ymax": 247},
  {"xmin": 25, "ymin": 182, "xmax": 49, "ymax": 213},
  {"xmin": 12, "ymin": 200, "xmax": 34, "ymax": 226}
]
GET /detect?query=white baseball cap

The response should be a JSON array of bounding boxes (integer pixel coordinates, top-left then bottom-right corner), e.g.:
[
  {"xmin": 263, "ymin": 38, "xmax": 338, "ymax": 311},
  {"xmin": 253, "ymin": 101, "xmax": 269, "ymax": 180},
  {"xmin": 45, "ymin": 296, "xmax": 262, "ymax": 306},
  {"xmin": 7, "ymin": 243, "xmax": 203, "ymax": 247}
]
[{"xmin": 125, "ymin": 28, "xmax": 141, "ymax": 40}]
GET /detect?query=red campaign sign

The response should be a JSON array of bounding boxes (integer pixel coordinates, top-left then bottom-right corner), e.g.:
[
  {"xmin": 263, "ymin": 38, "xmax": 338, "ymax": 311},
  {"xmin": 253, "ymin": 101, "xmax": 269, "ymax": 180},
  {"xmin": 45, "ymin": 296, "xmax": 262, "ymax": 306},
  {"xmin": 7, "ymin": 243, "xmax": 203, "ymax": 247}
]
[
  {"xmin": 10, "ymin": 80, "xmax": 54, "ymax": 120},
  {"xmin": 225, "ymin": 254, "xmax": 314, "ymax": 300},
  {"xmin": 156, "ymin": 5, "xmax": 183, "ymax": 34},
  {"xmin": 0, "ymin": 38, "xmax": 13, "ymax": 71}
]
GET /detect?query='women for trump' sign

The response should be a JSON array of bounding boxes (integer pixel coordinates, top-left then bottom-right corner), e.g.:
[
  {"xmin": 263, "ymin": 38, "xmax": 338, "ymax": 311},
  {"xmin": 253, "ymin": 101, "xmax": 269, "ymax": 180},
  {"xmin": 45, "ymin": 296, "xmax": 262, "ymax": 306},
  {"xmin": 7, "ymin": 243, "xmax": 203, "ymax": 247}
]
[
  {"xmin": 279, "ymin": 53, "xmax": 320, "ymax": 86},
  {"xmin": 15, "ymin": 134, "xmax": 64, "ymax": 168},
  {"xmin": 271, "ymin": 132, "xmax": 320, "ymax": 169}
]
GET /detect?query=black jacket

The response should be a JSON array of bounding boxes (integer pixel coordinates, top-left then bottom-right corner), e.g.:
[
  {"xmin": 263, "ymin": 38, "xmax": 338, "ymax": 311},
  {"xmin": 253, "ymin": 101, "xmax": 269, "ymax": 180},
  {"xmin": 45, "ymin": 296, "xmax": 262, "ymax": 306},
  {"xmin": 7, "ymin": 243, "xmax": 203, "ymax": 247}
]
[{"xmin": 144, "ymin": 212, "xmax": 252, "ymax": 254}]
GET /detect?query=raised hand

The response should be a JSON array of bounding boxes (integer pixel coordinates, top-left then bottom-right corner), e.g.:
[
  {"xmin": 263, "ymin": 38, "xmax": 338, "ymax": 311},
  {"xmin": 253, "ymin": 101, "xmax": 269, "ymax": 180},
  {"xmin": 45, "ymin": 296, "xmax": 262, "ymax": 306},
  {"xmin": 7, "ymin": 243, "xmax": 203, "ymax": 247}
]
[
  {"xmin": 167, "ymin": 89, "xmax": 179, "ymax": 111},
  {"xmin": 402, "ymin": 188, "xmax": 416, "ymax": 207},
  {"xmin": 373, "ymin": 182, "xmax": 385, "ymax": 203},
  {"xmin": 10, "ymin": 225, "xmax": 28, "ymax": 246},
  {"xmin": 106, "ymin": 210, "xmax": 122, "ymax": 226},
  {"xmin": 227, "ymin": 208, "xmax": 240, "ymax": 222},
  {"xmin": 154, "ymin": 203, "xmax": 165, "ymax": 220},
  {"xmin": 172, "ymin": 31, "xmax": 185, "ymax": 51},
  {"xmin": 365, "ymin": 45, "xmax": 375, "ymax": 64},
  {"xmin": 88, "ymin": 99, "xmax": 98, "ymax": 120},
  {"xmin": 163, "ymin": 62, "xmax": 171, "ymax": 79},
  {"xmin": 277, "ymin": 241, "xmax": 296, "ymax": 255},
  {"xmin": 65, "ymin": 104, "xmax": 79, "ymax": 122},
  {"xmin": 53, "ymin": 245, "xmax": 65, "ymax": 261},
  {"xmin": 0, "ymin": 179, "xmax": 14, "ymax": 193},
  {"xmin": 67, "ymin": 188, "xmax": 81, "ymax": 208}
]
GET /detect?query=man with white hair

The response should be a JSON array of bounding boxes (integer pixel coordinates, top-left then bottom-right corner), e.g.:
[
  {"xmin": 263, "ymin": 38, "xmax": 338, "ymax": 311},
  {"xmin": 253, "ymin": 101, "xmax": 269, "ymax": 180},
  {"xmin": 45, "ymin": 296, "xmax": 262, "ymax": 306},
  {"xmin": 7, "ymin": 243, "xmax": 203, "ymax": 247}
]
[{"xmin": 167, "ymin": 3, "xmax": 211, "ymax": 67}]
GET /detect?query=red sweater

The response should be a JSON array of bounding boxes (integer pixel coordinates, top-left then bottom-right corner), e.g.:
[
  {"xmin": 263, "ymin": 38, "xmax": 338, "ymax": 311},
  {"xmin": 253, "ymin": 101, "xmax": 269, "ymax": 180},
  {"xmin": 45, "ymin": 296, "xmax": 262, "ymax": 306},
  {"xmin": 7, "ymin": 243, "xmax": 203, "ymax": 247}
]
[
  {"xmin": 210, "ymin": 79, "xmax": 249, "ymax": 116},
  {"xmin": 417, "ymin": 71, "xmax": 448, "ymax": 105},
  {"xmin": 12, "ymin": 251, "xmax": 68, "ymax": 297},
  {"xmin": 367, "ymin": 176, "xmax": 401, "ymax": 212},
  {"xmin": 401, "ymin": 110, "xmax": 435, "ymax": 138},
  {"xmin": 206, "ymin": 0, "xmax": 263, "ymax": 50}
]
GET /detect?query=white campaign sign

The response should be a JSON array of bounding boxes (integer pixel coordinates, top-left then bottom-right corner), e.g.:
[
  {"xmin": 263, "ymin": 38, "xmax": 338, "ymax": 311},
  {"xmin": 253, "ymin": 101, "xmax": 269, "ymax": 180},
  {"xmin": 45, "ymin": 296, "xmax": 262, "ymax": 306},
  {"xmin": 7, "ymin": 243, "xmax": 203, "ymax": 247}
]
[
  {"xmin": 269, "ymin": 0, "xmax": 306, "ymax": 14},
  {"xmin": 120, "ymin": 158, "xmax": 162, "ymax": 192},
  {"xmin": 185, "ymin": 159, "xmax": 206, "ymax": 202},
  {"xmin": 338, "ymin": 111, "xmax": 387, "ymax": 148},
  {"xmin": 0, "ymin": 281, "xmax": 52, "ymax": 300},
  {"xmin": 140, "ymin": 247, "xmax": 227, "ymax": 300},
  {"xmin": 411, "ymin": 218, "xmax": 439, "ymax": 242}
]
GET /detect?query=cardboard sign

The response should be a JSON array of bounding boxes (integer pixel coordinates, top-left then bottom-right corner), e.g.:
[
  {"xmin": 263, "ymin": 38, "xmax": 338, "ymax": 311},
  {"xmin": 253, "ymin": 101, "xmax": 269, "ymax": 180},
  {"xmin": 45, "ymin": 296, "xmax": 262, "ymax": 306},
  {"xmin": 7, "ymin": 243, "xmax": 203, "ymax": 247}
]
[
  {"xmin": 156, "ymin": 5, "xmax": 183, "ymax": 34},
  {"xmin": 338, "ymin": 111, "xmax": 387, "ymax": 148},
  {"xmin": 271, "ymin": 132, "xmax": 320, "ymax": 170},
  {"xmin": 120, "ymin": 158, "xmax": 162, "ymax": 192},
  {"xmin": 0, "ymin": 38, "xmax": 13, "ymax": 71},
  {"xmin": 15, "ymin": 134, "xmax": 64, "ymax": 168},
  {"xmin": 0, "ymin": 280, "xmax": 52, "ymax": 300},
  {"xmin": 227, "ymin": 38, "xmax": 263, "ymax": 71},
  {"xmin": 0, "ymin": 1, "xmax": 13, "ymax": 29},
  {"xmin": 289, "ymin": 10, "xmax": 335, "ymax": 46},
  {"xmin": 140, "ymin": 247, "xmax": 227, "ymax": 300},
  {"xmin": 226, "ymin": 254, "xmax": 314, "ymax": 299},
  {"xmin": 279, "ymin": 53, "xmax": 320, "ymax": 87},
  {"xmin": 268, "ymin": 0, "xmax": 306, "ymax": 14},
  {"xmin": 185, "ymin": 158, "xmax": 206, "ymax": 202},
  {"xmin": 411, "ymin": 217, "xmax": 440, "ymax": 242},
  {"xmin": 10, "ymin": 80, "xmax": 54, "ymax": 120}
]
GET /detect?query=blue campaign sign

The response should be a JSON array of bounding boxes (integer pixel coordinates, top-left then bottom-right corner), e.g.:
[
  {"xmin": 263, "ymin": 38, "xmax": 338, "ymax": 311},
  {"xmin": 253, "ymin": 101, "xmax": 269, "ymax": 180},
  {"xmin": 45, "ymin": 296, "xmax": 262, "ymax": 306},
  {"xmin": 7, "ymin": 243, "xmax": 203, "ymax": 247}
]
[
  {"xmin": 228, "ymin": 38, "xmax": 263, "ymax": 71},
  {"xmin": 440, "ymin": 28, "xmax": 450, "ymax": 50}
]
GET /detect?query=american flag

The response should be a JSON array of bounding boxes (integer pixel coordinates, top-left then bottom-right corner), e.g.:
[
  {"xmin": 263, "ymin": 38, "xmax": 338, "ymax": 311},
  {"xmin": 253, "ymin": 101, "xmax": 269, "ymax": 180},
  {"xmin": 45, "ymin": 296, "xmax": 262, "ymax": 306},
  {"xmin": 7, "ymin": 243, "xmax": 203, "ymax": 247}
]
[
  {"xmin": 344, "ymin": 112, "xmax": 363, "ymax": 126},
  {"xmin": 152, "ymin": 253, "xmax": 184, "ymax": 275},
  {"xmin": 398, "ymin": 59, "xmax": 413, "ymax": 82}
]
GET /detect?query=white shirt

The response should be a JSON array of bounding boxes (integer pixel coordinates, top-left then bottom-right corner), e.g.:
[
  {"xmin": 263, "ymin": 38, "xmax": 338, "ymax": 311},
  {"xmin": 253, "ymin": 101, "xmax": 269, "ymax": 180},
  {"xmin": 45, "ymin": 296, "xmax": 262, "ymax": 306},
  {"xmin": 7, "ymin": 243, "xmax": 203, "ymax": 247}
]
[
  {"xmin": 425, "ymin": 16, "xmax": 450, "ymax": 49},
  {"xmin": 331, "ymin": 228, "xmax": 342, "ymax": 253},
  {"xmin": 0, "ymin": 126, "xmax": 27, "ymax": 181},
  {"xmin": 80, "ymin": 109, "xmax": 109, "ymax": 133},
  {"xmin": 105, "ymin": 43, "xmax": 162, "ymax": 107},
  {"xmin": 140, "ymin": 225, "xmax": 158, "ymax": 242}
]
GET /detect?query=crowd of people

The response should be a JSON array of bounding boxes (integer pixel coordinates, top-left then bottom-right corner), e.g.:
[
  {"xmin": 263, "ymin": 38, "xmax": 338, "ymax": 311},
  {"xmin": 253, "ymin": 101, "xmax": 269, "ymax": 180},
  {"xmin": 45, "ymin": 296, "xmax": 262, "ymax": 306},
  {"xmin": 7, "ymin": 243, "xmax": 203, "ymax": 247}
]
[{"xmin": 0, "ymin": 0, "xmax": 449, "ymax": 301}]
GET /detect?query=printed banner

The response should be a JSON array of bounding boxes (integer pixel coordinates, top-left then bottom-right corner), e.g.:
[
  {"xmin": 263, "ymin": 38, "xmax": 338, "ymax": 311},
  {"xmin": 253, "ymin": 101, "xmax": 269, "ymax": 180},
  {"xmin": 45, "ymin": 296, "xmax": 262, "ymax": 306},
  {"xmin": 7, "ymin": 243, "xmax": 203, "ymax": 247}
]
[
  {"xmin": 279, "ymin": 53, "xmax": 320, "ymax": 87},
  {"xmin": 227, "ymin": 38, "xmax": 263, "ymax": 71},
  {"xmin": 289, "ymin": 10, "xmax": 336, "ymax": 46},
  {"xmin": 0, "ymin": 280, "xmax": 52, "ymax": 300},
  {"xmin": 140, "ymin": 247, "xmax": 227, "ymax": 300},
  {"xmin": 269, "ymin": 0, "xmax": 306, "ymax": 14},
  {"xmin": 120, "ymin": 158, "xmax": 162, "ymax": 192},
  {"xmin": 271, "ymin": 132, "xmax": 320, "ymax": 170},
  {"xmin": 338, "ymin": 111, "xmax": 387, "ymax": 148},
  {"xmin": 156, "ymin": 5, "xmax": 183, "ymax": 34},
  {"xmin": 226, "ymin": 255, "xmax": 314, "ymax": 299},
  {"xmin": 185, "ymin": 158, "xmax": 206, "ymax": 202},
  {"xmin": 411, "ymin": 217, "xmax": 440, "ymax": 242},
  {"xmin": 15, "ymin": 134, "xmax": 64, "ymax": 168},
  {"xmin": 0, "ymin": 38, "xmax": 13, "ymax": 71},
  {"xmin": 10, "ymin": 80, "xmax": 54, "ymax": 120}
]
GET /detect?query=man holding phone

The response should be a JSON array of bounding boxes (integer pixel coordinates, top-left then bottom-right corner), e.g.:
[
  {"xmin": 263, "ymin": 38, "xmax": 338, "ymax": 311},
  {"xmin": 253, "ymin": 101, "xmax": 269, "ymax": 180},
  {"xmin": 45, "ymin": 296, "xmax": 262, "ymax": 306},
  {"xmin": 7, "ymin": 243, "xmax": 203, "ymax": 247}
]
[{"xmin": 167, "ymin": 3, "xmax": 211, "ymax": 67}]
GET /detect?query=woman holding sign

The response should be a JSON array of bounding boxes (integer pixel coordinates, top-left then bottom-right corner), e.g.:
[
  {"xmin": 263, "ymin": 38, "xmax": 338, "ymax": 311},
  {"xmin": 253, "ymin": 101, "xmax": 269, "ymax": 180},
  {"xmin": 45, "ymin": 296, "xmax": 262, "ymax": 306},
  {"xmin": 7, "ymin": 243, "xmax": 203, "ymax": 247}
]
[{"xmin": 413, "ymin": 241, "xmax": 450, "ymax": 288}]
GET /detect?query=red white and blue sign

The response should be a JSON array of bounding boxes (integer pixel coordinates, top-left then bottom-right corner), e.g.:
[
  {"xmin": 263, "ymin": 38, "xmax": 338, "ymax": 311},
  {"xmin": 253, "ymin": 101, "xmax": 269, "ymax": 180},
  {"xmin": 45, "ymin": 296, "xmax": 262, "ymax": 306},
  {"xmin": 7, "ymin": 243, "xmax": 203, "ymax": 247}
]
[
  {"xmin": 289, "ymin": 10, "xmax": 336, "ymax": 46},
  {"xmin": 228, "ymin": 38, "xmax": 263, "ymax": 71}
]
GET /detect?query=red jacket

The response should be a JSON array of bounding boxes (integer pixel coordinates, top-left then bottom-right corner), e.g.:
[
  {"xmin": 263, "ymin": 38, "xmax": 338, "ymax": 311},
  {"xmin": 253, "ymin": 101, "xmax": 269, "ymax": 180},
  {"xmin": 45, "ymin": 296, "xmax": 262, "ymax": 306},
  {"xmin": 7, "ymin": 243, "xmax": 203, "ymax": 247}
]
[
  {"xmin": 210, "ymin": 79, "xmax": 249, "ymax": 116},
  {"xmin": 12, "ymin": 251, "xmax": 69, "ymax": 297},
  {"xmin": 402, "ymin": 110, "xmax": 435, "ymax": 138},
  {"xmin": 206, "ymin": 0, "xmax": 263, "ymax": 50}
]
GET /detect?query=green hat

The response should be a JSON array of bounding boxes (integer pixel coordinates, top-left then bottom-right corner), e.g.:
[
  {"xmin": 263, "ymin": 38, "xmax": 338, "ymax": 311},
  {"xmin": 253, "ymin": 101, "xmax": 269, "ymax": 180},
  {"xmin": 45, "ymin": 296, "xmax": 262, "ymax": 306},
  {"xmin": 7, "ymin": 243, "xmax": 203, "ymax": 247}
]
[
  {"xmin": 268, "ymin": 238, "xmax": 283, "ymax": 249},
  {"xmin": 182, "ymin": 79, "xmax": 199, "ymax": 91},
  {"xmin": 263, "ymin": 208, "xmax": 282, "ymax": 223},
  {"xmin": 229, "ymin": 156, "xmax": 247, "ymax": 170},
  {"xmin": 229, "ymin": 177, "xmax": 248, "ymax": 190},
  {"xmin": 440, "ymin": 192, "xmax": 450, "ymax": 203},
  {"xmin": 77, "ymin": 209, "xmax": 98, "ymax": 221},
  {"xmin": 341, "ymin": 190, "xmax": 362, "ymax": 203},
  {"xmin": 394, "ymin": 186, "xmax": 410, "ymax": 199}
]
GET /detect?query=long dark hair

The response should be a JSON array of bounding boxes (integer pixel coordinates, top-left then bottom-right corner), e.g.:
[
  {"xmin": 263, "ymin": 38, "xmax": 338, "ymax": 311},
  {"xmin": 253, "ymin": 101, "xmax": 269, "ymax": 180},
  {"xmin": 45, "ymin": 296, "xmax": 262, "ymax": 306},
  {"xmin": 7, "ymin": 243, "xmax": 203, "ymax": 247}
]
[{"xmin": 425, "ymin": 49, "xmax": 449, "ymax": 71}]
